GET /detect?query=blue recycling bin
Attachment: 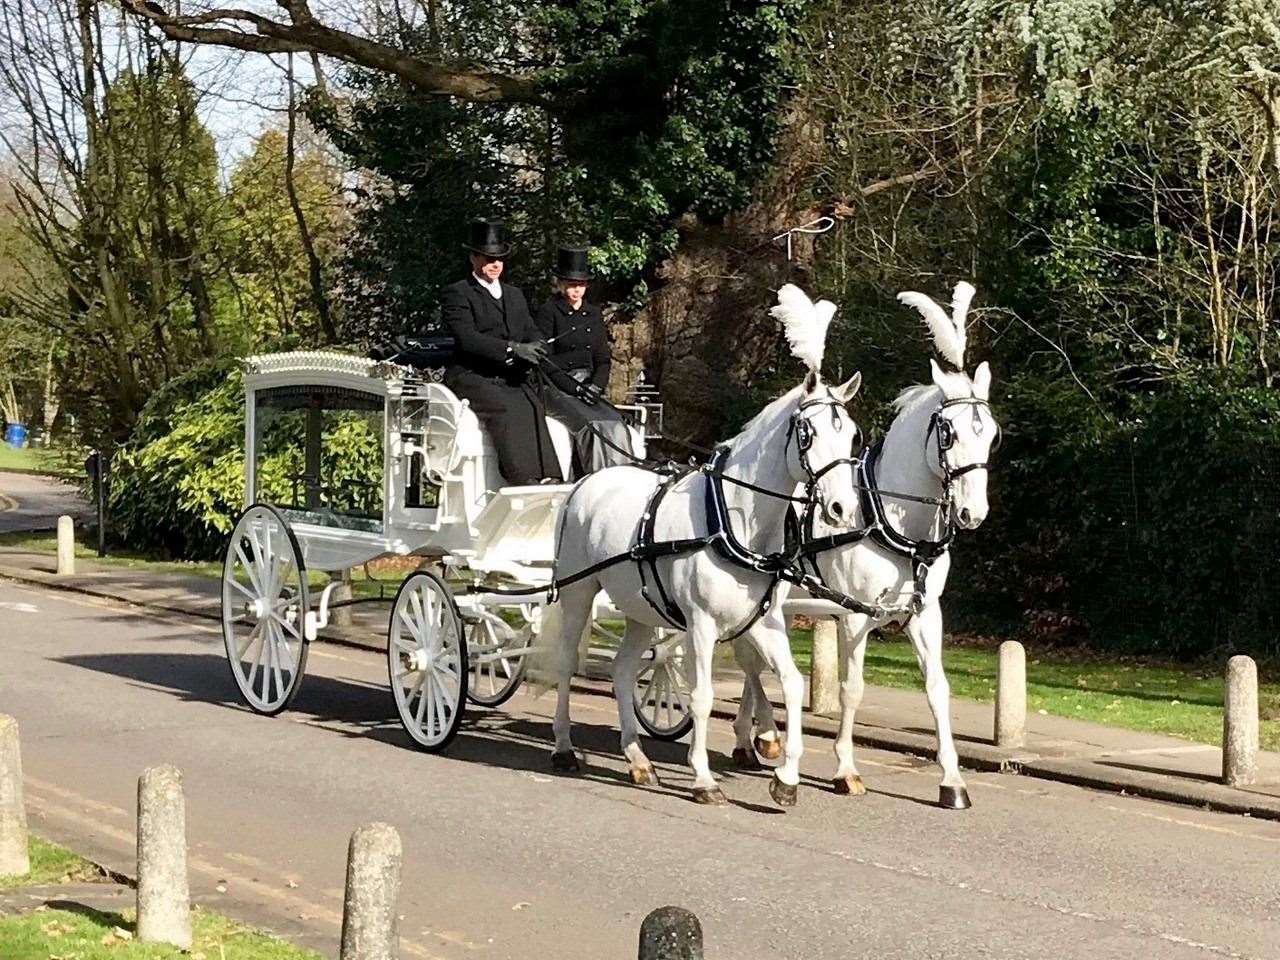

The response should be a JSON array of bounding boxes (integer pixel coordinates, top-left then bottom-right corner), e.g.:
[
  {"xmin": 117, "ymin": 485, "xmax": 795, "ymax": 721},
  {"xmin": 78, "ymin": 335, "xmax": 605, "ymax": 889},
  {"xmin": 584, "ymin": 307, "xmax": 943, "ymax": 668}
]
[{"xmin": 5, "ymin": 422, "xmax": 28, "ymax": 448}]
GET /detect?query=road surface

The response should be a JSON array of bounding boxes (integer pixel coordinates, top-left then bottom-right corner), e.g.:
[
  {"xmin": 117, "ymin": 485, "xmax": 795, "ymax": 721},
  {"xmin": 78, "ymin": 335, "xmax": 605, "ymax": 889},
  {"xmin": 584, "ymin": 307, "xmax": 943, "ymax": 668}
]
[
  {"xmin": 0, "ymin": 470, "xmax": 92, "ymax": 533},
  {"xmin": 0, "ymin": 579, "xmax": 1276, "ymax": 959}
]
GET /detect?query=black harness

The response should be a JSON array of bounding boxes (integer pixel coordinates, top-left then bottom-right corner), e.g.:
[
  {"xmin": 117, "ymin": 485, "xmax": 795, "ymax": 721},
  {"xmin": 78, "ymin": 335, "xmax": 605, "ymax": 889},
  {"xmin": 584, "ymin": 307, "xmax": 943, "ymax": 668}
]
[
  {"xmin": 479, "ymin": 391, "xmax": 996, "ymax": 635},
  {"xmin": 793, "ymin": 394, "xmax": 997, "ymax": 618}
]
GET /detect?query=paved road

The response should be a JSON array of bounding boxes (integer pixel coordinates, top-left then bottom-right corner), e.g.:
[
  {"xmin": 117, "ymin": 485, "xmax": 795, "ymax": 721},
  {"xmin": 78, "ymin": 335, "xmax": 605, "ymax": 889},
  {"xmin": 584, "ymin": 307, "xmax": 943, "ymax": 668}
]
[
  {"xmin": 1, "ymin": 579, "xmax": 1277, "ymax": 960},
  {"xmin": 0, "ymin": 470, "xmax": 92, "ymax": 532}
]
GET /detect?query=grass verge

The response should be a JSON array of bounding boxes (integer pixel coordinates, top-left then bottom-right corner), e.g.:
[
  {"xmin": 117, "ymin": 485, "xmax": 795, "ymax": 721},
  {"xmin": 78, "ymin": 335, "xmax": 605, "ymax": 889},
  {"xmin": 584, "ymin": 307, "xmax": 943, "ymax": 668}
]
[
  {"xmin": 0, "ymin": 531, "xmax": 405, "ymax": 600},
  {"xmin": 0, "ymin": 905, "xmax": 322, "ymax": 960},
  {"xmin": 0, "ymin": 445, "xmax": 80, "ymax": 477},
  {"xmin": 786, "ymin": 627, "xmax": 1280, "ymax": 752},
  {"xmin": 0, "ymin": 836, "xmax": 102, "ymax": 891}
]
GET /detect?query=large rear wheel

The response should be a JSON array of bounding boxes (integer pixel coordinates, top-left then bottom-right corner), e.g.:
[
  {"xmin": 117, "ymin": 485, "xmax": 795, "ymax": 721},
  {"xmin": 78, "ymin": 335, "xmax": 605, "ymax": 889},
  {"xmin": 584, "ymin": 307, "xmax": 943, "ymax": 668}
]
[
  {"xmin": 221, "ymin": 504, "xmax": 310, "ymax": 715},
  {"xmin": 388, "ymin": 571, "xmax": 468, "ymax": 751}
]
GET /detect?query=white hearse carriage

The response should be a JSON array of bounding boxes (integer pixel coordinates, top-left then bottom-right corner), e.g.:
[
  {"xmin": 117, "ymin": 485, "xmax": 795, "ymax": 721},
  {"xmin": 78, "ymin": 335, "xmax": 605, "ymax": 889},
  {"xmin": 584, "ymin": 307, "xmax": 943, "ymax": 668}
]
[{"xmin": 220, "ymin": 351, "xmax": 692, "ymax": 751}]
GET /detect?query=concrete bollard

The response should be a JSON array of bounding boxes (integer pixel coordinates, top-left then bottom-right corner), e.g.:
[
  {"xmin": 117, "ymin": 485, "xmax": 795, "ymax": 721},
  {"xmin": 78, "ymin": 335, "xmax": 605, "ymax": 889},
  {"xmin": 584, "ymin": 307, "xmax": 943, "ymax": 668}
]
[
  {"xmin": 136, "ymin": 765, "xmax": 192, "ymax": 949},
  {"xmin": 341, "ymin": 822, "xmax": 402, "ymax": 960},
  {"xmin": 0, "ymin": 715, "xmax": 30, "ymax": 877},
  {"xmin": 330, "ymin": 571, "xmax": 353, "ymax": 627},
  {"xmin": 56, "ymin": 515, "xmax": 75, "ymax": 576},
  {"xmin": 808, "ymin": 619, "xmax": 840, "ymax": 716},
  {"xmin": 1223, "ymin": 655, "xmax": 1259, "ymax": 787},
  {"xmin": 994, "ymin": 640, "xmax": 1026, "ymax": 748},
  {"xmin": 638, "ymin": 906, "xmax": 703, "ymax": 960}
]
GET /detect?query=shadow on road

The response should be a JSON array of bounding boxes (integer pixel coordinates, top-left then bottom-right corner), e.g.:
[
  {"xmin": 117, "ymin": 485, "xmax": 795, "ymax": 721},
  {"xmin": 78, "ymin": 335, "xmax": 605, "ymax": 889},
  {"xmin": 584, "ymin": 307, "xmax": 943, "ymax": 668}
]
[{"xmin": 54, "ymin": 649, "xmax": 781, "ymax": 808}]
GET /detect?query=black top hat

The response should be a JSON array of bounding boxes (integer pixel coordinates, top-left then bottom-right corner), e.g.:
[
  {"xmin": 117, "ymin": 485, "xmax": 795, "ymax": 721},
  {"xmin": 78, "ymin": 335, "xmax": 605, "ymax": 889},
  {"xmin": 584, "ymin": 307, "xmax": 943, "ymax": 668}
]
[
  {"xmin": 554, "ymin": 244, "xmax": 591, "ymax": 281},
  {"xmin": 465, "ymin": 217, "xmax": 512, "ymax": 258}
]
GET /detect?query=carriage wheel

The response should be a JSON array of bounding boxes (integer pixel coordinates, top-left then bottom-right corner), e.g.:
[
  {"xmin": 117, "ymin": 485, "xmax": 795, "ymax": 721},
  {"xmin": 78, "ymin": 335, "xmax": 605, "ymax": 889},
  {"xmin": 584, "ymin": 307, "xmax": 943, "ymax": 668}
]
[
  {"xmin": 221, "ymin": 504, "xmax": 311, "ymax": 715},
  {"xmin": 466, "ymin": 607, "xmax": 530, "ymax": 708},
  {"xmin": 388, "ymin": 571, "xmax": 468, "ymax": 751},
  {"xmin": 634, "ymin": 632, "xmax": 694, "ymax": 741}
]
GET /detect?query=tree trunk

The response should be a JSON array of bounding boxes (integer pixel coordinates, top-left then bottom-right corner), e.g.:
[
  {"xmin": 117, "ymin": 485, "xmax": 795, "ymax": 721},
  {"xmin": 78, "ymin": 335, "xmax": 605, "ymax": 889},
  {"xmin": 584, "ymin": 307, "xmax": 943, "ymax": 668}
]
[{"xmin": 611, "ymin": 107, "xmax": 826, "ymax": 446}]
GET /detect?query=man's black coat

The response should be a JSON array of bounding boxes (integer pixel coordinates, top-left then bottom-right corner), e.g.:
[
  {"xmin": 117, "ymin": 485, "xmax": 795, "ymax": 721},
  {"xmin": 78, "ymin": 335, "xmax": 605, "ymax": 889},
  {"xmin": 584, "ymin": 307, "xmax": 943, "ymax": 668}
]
[{"xmin": 439, "ymin": 275, "xmax": 540, "ymax": 383}]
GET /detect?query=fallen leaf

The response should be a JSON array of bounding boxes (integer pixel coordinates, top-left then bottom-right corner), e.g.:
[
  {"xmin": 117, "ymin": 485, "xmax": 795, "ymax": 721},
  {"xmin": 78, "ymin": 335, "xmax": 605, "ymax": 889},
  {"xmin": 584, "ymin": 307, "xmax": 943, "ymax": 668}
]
[
  {"xmin": 215, "ymin": 883, "xmax": 228, "ymax": 893},
  {"xmin": 285, "ymin": 880, "xmax": 299, "ymax": 889},
  {"xmin": 512, "ymin": 902, "xmax": 531, "ymax": 911},
  {"xmin": 112, "ymin": 927, "xmax": 133, "ymax": 941}
]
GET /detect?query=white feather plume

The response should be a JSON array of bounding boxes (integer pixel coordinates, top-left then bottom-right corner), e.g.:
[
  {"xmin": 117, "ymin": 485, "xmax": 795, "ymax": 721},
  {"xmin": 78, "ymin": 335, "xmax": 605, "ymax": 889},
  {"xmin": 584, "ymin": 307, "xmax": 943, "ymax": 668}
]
[
  {"xmin": 771, "ymin": 284, "xmax": 836, "ymax": 373},
  {"xmin": 897, "ymin": 288, "xmax": 967, "ymax": 369},
  {"xmin": 950, "ymin": 281, "xmax": 974, "ymax": 358}
]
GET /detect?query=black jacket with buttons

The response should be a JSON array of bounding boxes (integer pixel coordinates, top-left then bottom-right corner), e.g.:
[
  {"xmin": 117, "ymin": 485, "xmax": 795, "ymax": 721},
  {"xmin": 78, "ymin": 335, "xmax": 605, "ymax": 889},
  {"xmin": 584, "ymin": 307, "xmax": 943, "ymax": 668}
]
[{"xmin": 535, "ymin": 296, "xmax": 611, "ymax": 391}]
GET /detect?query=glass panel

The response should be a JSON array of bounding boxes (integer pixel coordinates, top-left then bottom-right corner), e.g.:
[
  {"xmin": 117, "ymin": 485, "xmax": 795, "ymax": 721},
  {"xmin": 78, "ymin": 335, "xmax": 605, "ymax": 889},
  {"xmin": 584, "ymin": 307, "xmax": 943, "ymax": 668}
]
[{"xmin": 253, "ymin": 384, "xmax": 384, "ymax": 532}]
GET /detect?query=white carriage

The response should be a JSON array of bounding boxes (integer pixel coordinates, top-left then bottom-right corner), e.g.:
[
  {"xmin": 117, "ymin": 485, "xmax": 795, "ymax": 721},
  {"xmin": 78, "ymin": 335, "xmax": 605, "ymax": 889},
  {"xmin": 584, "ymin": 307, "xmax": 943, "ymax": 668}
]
[{"xmin": 219, "ymin": 351, "xmax": 693, "ymax": 750}]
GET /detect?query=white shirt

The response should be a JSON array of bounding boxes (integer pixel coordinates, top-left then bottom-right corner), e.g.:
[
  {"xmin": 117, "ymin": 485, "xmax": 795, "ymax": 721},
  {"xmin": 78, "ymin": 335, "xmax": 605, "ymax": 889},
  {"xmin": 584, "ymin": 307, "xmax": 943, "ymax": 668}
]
[{"xmin": 472, "ymin": 273, "xmax": 502, "ymax": 300}]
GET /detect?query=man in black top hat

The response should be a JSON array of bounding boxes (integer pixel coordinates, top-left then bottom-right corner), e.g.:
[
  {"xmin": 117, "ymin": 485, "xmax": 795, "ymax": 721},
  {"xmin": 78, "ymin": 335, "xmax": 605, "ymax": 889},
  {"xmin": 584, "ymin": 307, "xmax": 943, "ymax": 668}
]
[
  {"xmin": 536, "ymin": 244, "xmax": 636, "ymax": 475},
  {"xmin": 438, "ymin": 217, "xmax": 562, "ymax": 484}
]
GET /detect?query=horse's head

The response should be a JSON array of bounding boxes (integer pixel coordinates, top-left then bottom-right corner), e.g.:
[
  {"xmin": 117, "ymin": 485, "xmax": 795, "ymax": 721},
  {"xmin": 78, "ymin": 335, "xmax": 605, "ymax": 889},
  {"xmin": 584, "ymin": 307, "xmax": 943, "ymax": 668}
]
[
  {"xmin": 927, "ymin": 359, "xmax": 998, "ymax": 530},
  {"xmin": 770, "ymin": 284, "xmax": 863, "ymax": 527},
  {"xmin": 788, "ymin": 370, "xmax": 863, "ymax": 526},
  {"xmin": 898, "ymin": 282, "xmax": 1000, "ymax": 532}
]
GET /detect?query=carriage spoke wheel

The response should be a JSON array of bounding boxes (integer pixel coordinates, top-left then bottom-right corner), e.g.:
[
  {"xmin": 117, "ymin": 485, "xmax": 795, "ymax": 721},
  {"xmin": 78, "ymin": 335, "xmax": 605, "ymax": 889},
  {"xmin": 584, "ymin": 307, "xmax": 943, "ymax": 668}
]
[
  {"xmin": 634, "ymin": 632, "xmax": 694, "ymax": 741},
  {"xmin": 221, "ymin": 504, "xmax": 310, "ymax": 715},
  {"xmin": 388, "ymin": 571, "xmax": 467, "ymax": 751},
  {"xmin": 466, "ymin": 608, "xmax": 530, "ymax": 708}
]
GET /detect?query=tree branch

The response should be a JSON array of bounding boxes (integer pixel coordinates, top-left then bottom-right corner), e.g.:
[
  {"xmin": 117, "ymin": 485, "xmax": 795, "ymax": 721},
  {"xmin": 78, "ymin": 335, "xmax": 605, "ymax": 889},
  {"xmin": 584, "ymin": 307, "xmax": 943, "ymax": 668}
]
[{"xmin": 118, "ymin": 1, "xmax": 552, "ymax": 106}]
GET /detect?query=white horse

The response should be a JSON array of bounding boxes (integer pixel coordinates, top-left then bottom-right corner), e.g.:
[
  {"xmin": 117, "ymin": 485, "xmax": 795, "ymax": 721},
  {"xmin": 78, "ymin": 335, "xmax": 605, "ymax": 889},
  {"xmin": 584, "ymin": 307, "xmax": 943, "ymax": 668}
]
[
  {"xmin": 540, "ymin": 285, "xmax": 863, "ymax": 806},
  {"xmin": 733, "ymin": 282, "xmax": 1000, "ymax": 809}
]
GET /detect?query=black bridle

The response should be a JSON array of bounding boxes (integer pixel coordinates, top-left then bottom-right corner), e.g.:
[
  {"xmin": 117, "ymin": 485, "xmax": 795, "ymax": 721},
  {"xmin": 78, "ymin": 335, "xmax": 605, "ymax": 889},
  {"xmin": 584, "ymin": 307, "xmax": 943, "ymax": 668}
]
[
  {"xmin": 786, "ymin": 393, "xmax": 861, "ymax": 521},
  {"xmin": 792, "ymin": 392, "xmax": 1001, "ymax": 619},
  {"xmin": 927, "ymin": 396, "xmax": 1000, "ymax": 484}
]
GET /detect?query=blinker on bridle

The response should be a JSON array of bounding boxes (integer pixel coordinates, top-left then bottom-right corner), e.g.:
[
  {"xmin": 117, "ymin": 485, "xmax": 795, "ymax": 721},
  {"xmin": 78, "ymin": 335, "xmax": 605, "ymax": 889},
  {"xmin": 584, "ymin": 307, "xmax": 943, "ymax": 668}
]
[
  {"xmin": 927, "ymin": 396, "xmax": 999, "ymax": 482},
  {"xmin": 787, "ymin": 393, "xmax": 862, "ymax": 521}
]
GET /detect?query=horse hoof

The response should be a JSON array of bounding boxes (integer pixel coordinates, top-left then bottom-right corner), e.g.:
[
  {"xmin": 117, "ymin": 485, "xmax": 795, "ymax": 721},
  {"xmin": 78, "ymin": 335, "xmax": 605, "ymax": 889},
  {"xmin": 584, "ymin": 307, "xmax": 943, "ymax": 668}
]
[
  {"xmin": 833, "ymin": 774, "xmax": 866, "ymax": 796},
  {"xmin": 630, "ymin": 764, "xmax": 659, "ymax": 786},
  {"xmin": 731, "ymin": 747, "xmax": 764, "ymax": 771},
  {"xmin": 938, "ymin": 785, "xmax": 971, "ymax": 809},
  {"xmin": 692, "ymin": 787, "xmax": 728, "ymax": 806},
  {"xmin": 753, "ymin": 736, "xmax": 782, "ymax": 760},
  {"xmin": 551, "ymin": 751, "xmax": 580, "ymax": 774},
  {"xmin": 769, "ymin": 775, "xmax": 798, "ymax": 807}
]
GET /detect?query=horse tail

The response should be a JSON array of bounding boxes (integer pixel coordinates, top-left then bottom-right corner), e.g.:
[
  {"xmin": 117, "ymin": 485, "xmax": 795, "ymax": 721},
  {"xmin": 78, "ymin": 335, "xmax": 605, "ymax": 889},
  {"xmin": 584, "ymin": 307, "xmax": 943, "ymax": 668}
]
[
  {"xmin": 524, "ymin": 594, "xmax": 592, "ymax": 699},
  {"xmin": 524, "ymin": 598, "xmax": 563, "ymax": 699}
]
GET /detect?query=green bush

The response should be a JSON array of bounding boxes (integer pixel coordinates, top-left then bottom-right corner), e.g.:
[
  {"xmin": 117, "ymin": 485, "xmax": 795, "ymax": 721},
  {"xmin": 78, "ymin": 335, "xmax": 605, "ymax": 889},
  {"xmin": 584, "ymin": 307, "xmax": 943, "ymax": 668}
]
[{"xmin": 108, "ymin": 361, "xmax": 384, "ymax": 560}]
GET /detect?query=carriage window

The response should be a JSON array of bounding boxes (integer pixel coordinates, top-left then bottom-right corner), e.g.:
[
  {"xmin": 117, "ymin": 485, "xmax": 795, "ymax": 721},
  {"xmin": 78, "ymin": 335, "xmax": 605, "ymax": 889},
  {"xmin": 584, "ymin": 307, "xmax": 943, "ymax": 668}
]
[{"xmin": 252, "ymin": 385, "xmax": 384, "ymax": 532}]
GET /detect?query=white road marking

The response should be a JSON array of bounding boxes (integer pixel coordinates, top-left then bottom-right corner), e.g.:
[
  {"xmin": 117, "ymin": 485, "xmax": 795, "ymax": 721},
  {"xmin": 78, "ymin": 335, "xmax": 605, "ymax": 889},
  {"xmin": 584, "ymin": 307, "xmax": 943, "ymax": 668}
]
[{"xmin": 0, "ymin": 600, "xmax": 38, "ymax": 612}]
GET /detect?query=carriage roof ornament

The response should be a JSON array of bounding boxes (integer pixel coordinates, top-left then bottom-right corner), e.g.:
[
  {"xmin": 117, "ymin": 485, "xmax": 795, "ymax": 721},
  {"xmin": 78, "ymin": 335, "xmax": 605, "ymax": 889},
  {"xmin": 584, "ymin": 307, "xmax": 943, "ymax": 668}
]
[{"xmin": 771, "ymin": 216, "xmax": 835, "ymax": 263}]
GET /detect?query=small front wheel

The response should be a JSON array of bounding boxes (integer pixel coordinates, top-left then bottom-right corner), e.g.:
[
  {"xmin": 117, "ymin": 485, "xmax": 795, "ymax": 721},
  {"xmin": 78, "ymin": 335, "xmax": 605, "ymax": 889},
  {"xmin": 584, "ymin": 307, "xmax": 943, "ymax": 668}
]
[
  {"xmin": 633, "ymin": 632, "xmax": 694, "ymax": 741},
  {"xmin": 388, "ymin": 571, "xmax": 468, "ymax": 751},
  {"xmin": 466, "ymin": 607, "xmax": 531, "ymax": 708}
]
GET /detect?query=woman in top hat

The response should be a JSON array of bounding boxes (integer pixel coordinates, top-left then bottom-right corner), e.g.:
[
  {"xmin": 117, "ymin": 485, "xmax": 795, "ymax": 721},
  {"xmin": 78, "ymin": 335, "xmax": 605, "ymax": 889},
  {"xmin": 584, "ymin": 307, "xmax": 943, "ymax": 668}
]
[
  {"xmin": 536, "ymin": 244, "xmax": 635, "ymax": 476},
  {"xmin": 437, "ymin": 217, "xmax": 562, "ymax": 484}
]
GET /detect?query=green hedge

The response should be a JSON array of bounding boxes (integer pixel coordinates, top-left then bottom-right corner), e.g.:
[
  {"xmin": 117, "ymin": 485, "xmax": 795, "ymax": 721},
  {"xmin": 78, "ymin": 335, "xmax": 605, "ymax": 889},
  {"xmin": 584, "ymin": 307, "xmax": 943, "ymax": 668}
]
[
  {"xmin": 950, "ymin": 375, "xmax": 1280, "ymax": 662},
  {"xmin": 108, "ymin": 360, "xmax": 383, "ymax": 561}
]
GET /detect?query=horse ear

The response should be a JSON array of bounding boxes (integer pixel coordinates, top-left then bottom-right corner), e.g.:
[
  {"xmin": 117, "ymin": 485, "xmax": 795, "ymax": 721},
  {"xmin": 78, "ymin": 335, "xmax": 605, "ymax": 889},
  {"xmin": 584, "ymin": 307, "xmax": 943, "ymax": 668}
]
[
  {"xmin": 803, "ymin": 369, "xmax": 820, "ymax": 394},
  {"xmin": 929, "ymin": 358, "xmax": 948, "ymax": 390},
  {"xmin": 833, "ymin": 371, "xmax": 862, "ymax": 403},
  {"xmin": 973, "ymin": 360, "xmax": 992, "ymax": 400}
]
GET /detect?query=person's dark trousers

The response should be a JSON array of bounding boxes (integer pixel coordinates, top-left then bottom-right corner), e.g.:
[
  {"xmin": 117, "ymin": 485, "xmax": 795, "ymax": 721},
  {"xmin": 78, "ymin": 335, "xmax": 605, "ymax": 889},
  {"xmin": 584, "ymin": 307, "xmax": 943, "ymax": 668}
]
[
  {"xmin": 541, "ymin": 388, "xmax": 634, "ymax": 477},
  {"xmin": 445, "ymin": 369, "xmax": 562, "ymax": 484}
]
